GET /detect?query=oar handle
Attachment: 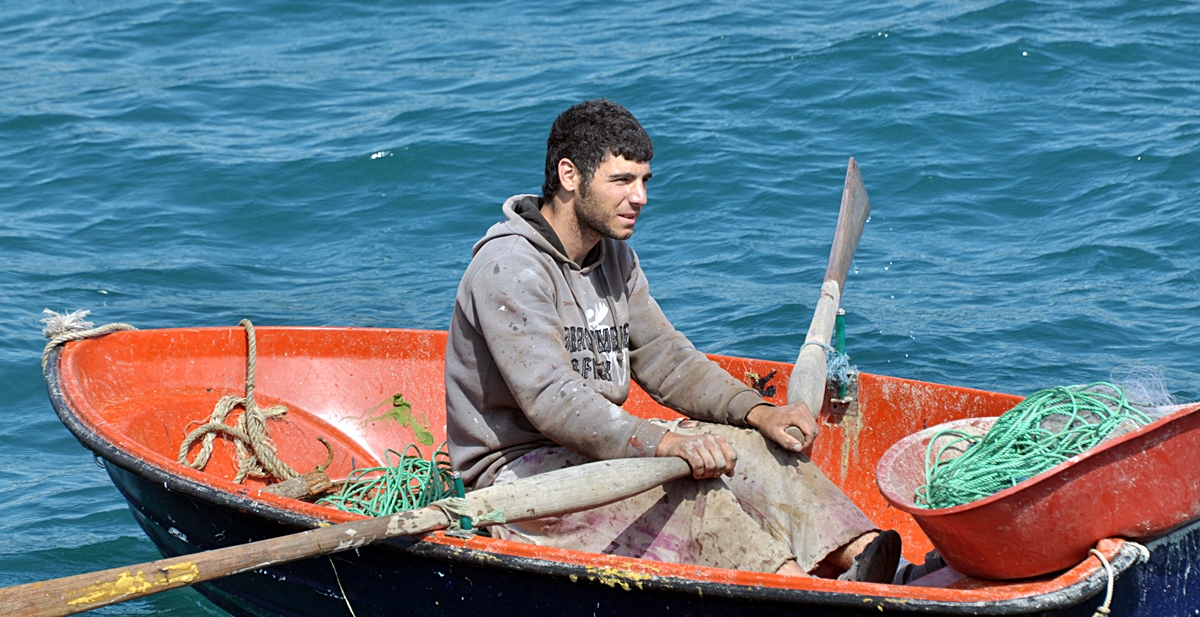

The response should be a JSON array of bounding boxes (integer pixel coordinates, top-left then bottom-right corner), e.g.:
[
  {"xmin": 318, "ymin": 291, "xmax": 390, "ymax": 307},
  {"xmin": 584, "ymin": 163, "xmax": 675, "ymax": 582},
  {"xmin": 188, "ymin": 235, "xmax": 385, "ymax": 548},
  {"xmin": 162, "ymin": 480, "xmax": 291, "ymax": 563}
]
[{"xmin": 0, "ymin": 457, "xmax": 691, "ymax": 617}]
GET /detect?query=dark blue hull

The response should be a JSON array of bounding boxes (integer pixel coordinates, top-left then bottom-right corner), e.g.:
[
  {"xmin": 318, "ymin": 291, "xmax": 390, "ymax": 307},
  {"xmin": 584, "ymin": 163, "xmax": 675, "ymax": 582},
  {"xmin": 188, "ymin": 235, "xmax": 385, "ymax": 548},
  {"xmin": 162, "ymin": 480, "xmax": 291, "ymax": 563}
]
[{"xmin": 103, "ymin": 458, "xmax": 1200, "ymax": 617}]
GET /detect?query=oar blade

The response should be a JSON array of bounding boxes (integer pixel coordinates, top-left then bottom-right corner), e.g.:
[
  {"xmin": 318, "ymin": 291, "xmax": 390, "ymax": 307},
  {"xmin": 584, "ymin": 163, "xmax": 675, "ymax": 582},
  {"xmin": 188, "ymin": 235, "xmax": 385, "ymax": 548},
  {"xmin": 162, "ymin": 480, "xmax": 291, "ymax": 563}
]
[{"xmin": 824, "ymin": 157, "xmax": 871, "ymax": 289}]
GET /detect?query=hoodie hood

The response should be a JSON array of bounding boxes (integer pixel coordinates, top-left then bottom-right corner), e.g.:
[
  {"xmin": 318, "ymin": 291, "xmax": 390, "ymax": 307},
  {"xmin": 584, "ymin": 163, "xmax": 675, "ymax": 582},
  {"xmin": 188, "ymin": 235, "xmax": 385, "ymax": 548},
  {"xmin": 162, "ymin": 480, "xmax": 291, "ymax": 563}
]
[
  {"xmin": 473, "ymin": 194, "xmax": 605, "ymax": 273},
  {"xmin": 473, "ymin": 194, "xmax": 563, "ymax": 259}
]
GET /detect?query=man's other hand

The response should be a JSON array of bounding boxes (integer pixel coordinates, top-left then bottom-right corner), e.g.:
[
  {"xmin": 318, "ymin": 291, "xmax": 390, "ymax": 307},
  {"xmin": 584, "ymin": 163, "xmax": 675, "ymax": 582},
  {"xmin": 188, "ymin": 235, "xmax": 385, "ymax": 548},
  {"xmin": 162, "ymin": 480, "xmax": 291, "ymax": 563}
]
[
  {"xmin": 746, "ymin": 403, "xmax": 818, "ymax": 452},
  {"xmin": 655, "ymin": 431, "xmax": 737, "ymax": 479}
]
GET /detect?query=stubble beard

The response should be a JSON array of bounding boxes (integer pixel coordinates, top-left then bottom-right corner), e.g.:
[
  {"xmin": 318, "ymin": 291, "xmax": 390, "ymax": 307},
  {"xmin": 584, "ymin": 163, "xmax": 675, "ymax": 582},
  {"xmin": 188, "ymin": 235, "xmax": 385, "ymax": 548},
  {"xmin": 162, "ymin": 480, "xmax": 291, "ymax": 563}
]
[{"xmin": 574, "ymin": 183, "xmax": 627, "ymax": 241}]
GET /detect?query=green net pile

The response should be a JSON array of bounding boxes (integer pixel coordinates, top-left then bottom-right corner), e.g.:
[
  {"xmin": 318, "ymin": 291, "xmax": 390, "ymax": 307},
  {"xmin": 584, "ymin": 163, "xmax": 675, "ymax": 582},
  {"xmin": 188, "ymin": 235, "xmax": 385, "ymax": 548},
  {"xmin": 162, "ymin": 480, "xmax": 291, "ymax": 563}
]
[
  {"xmin": 317, "ymin": 443, "xmax": 455, "ymax": 516},
  {"xmin": 914, "ymin": 382, "xmax": 1152, "ymax": 510}
]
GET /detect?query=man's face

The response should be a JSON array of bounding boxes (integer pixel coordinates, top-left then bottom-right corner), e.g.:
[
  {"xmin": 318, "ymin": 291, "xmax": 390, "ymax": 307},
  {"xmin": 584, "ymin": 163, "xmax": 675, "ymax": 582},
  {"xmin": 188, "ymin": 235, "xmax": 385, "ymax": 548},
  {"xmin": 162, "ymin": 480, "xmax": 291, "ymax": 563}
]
[{"xmin": 574, "ymin": 154, "xmax": 652, "ymax": 241}]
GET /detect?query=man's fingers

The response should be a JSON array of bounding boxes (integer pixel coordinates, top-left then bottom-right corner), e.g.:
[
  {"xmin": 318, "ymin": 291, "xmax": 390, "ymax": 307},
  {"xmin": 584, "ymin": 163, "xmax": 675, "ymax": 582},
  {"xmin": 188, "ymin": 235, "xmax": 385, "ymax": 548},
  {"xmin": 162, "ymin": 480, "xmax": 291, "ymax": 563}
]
[
  {"xmin": 782, "ymin": 426, "xmax": 807, "ymax": 450},
  {"xmin": 787, "ymin": 404, "xmax": 818, "ymax": 450},
  {"xmin": 700, "ymin": 436, "xmax": 730, "ymax": 478},
  {"xmin": 687, "ymin": 435, "xmax": 736, "ymax": 478},
  {"xmin": 697, "ymin": 445, "xmax": 717, "ymax": 477},
  {"xmin": 781, "ymin": 412, "xmax": 817, "ymax": 451},
  {"xmin": 720, "ymin": 440, "xmax": 738, "ymax": 476},
  {"xmin": 749, "ymin": 403, "xmax": 821, "ymax": 452},
  {"xmin": 678, "ymin": 436, "xmax": 711, "ymax": 478},
  {"xmin": 660, "ymin": 432, "xmax": 739, "ymax": 479}
]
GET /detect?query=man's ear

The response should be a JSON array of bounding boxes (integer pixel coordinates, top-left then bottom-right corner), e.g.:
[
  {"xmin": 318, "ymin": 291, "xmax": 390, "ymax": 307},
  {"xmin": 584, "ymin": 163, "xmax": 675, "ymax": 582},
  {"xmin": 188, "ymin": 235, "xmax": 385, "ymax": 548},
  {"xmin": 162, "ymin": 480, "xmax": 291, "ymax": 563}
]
[{"xmin": 557, "ymin": 158, "xmax": 581, "ymax": 194}]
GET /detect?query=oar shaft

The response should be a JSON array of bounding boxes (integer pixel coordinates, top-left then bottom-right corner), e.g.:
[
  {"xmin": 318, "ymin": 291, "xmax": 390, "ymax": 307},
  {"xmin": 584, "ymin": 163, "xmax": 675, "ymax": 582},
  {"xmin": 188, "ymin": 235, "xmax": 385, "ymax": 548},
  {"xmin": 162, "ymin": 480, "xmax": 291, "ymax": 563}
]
[
  {"xmin": 0, "ymin": 509, "xmax": 449, "ymax": 617},
  {"xmin": 790, "ymin": 279, "xmax": 843, "ymax": 415},
  {"xmin": 787, "ymin": 158, "xmax": 870, "ymax": 423},
  {"xmin": 0, "ymin": 457, "xmax": 692, "ymax": 617},
  {"xmin": 470, "ymin": 457, "xmax": 691, "ymax": 520}
]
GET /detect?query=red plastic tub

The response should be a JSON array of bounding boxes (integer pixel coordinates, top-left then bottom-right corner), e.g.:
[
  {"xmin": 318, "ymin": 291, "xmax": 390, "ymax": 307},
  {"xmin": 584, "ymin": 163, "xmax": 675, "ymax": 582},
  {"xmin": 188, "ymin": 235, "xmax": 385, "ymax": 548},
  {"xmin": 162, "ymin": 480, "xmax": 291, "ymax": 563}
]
[{"xmin": 877, "ymin": 403, "xmax": 1200, "ymax": 579}]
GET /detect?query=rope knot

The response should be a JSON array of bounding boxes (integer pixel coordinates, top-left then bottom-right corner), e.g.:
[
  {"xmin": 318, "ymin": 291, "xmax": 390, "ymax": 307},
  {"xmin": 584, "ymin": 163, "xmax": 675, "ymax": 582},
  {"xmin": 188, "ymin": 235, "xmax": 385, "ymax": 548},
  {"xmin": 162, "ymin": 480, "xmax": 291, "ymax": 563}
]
[
  {"xmin": 40, "ymin": 309, "xmax": 136, "ymax": 371},
  {"xmin": 429, "ymin": 497, "xmax": 506, "ymax": 530},
  {"xmin": 801, "ymin": 341, "xmax": 857, "ymax": 385}
]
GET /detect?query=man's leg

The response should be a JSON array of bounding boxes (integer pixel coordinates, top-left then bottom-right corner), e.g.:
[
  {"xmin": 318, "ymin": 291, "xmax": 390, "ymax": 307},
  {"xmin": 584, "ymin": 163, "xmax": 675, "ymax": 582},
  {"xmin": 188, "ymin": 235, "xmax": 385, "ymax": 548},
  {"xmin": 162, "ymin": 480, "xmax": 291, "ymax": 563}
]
[
  {"xmin": 488, "ymin": 445, "xmax": 795, "ymax": 573},
  {"xmin": 673, "ymin": 421, "xmax": 878, "ymax": 573}
]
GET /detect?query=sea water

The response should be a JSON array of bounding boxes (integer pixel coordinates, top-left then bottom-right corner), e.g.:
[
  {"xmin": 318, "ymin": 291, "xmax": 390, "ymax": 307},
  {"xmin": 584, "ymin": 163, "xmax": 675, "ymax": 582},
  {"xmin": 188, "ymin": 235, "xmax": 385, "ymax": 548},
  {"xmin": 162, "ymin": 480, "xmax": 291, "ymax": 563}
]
[{"xmin": 1, "ymin": 1, "xmax": 1197, "ymax": 613}]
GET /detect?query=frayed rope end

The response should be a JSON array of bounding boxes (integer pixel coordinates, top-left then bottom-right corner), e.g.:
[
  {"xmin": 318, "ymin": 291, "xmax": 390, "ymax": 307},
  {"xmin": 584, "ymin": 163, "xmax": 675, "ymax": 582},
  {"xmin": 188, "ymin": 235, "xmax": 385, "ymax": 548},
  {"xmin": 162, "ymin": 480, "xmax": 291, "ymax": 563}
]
[{"xmin": 41, "ymin": 309, "xmax": 94, "ymax": 339}]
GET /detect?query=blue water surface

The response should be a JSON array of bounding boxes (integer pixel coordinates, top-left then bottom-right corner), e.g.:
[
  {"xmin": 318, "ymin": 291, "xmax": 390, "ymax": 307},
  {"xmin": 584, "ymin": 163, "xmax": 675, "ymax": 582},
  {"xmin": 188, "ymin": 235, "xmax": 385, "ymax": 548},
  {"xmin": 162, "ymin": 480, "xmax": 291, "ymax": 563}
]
[{"xmin": 2, "ymin": 1, "xmax": 1197, "ymax": 613}]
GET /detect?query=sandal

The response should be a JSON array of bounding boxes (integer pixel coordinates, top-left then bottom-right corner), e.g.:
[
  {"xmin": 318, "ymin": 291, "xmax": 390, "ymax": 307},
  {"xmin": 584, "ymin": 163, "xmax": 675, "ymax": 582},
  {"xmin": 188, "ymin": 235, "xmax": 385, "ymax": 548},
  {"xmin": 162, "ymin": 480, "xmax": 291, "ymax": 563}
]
[{"xmin": 838, "ymin": 530, "xmax": 901, "ymax": 584}]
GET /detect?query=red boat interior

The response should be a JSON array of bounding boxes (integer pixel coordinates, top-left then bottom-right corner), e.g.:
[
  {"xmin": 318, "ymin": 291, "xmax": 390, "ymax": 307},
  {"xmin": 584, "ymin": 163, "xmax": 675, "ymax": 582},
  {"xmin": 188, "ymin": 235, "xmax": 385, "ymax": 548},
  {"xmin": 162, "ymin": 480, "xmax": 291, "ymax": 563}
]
[{"xmin": 54, "ymin": 326, "xmax": 1134, "ymax": 604}]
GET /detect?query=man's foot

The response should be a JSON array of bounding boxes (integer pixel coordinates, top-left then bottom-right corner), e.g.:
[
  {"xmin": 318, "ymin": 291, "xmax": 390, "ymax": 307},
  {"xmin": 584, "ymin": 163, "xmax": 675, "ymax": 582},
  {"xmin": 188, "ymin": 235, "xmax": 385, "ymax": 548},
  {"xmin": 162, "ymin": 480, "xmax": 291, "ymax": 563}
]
[
  {"xmin": 893, "ymin": 549, "xmax": 947, "ymax": 585},
  {"xmin": 837, "ymin": 530, "xmax": 901, "ymax": 584}
]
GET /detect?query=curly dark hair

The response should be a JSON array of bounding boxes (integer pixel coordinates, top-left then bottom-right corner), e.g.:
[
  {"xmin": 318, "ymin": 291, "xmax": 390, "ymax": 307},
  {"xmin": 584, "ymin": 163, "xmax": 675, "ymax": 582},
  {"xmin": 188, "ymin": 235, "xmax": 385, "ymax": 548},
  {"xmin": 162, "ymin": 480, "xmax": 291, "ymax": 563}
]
[{"xmin": 542, "ymin": 99, "xmax": 653, "ymax": 202}]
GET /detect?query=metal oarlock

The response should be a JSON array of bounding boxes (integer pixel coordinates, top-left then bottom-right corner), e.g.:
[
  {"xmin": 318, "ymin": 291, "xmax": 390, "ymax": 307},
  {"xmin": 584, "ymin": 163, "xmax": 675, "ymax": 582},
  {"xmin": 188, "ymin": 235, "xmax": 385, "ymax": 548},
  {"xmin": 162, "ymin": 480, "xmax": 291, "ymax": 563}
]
[
  {"xmin": 451, "ymin": 472, "xmax": 472, "ymax": 532},
  {"xmin": 834, "ymin": 308, "xmax": 847, "ymax": 399}
]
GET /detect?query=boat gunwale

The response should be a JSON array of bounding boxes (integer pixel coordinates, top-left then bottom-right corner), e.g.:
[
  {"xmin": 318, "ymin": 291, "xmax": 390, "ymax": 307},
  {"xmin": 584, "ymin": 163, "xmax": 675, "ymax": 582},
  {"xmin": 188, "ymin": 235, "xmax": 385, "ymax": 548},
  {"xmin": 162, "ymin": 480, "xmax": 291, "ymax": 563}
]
[{"xmin": 42, "ymin": 328, "xmax": 1131, "ymax": 613}]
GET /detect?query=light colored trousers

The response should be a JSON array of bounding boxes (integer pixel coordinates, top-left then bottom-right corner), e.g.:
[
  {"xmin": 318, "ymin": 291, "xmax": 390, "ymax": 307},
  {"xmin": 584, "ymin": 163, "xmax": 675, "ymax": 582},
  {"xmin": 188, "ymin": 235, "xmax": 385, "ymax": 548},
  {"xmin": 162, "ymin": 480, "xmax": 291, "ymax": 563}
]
[{"xmin": 490, "ymin": 421, "xmax": 877, "ymax": 573}]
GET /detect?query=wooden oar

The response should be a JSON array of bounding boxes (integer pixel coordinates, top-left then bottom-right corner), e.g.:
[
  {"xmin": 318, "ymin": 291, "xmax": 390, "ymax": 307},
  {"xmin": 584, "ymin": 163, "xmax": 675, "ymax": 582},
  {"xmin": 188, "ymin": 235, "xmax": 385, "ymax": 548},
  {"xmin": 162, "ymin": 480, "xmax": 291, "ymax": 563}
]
[
  {"xmin": 786, "ymin": 158, "xmax": 871, "ymax": 439},
  {"xmin": 0, "ymin": 457, "xmax": 691, "ymax": 617}
]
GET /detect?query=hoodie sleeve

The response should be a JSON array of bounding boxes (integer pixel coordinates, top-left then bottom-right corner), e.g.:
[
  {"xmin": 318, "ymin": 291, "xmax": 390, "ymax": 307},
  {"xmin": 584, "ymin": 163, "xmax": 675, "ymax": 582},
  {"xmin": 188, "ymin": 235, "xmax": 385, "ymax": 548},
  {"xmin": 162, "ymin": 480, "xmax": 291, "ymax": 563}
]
[
  {"xmin": 625, "ymin": 256, "xmax": 768, "ymax": 426},
  {"xmin": 466, "ymin": 252, "xmax": 668, "ymax": 460}
]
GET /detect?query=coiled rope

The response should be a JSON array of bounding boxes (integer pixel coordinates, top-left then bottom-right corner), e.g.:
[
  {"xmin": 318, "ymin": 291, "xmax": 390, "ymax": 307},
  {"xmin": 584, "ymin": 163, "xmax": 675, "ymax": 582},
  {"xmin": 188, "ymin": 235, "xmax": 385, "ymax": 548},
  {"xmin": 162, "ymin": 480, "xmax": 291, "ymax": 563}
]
[
  {"xmin": 317, "ymin": 444, "xmax": 454, "ymax": 516},
  {"xmin": 177, "ymin": 319, "xmax": 298, "ymax": 483},
  {"xmin": 316, "ymin": 444, "xmax": 506, "ymax": 528},
  {"xmin": 915, "ymin": 382, "xmax": 1152, "ymax": 509}
]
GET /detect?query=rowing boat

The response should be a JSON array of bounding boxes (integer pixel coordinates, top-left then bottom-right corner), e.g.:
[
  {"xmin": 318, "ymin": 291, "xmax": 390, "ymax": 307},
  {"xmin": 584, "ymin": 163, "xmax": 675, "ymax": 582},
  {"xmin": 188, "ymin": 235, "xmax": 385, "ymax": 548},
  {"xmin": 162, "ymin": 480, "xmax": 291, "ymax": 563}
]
[{"xmin": 43, "ymin": 325, "xmax": 1200, "ymax": 616}]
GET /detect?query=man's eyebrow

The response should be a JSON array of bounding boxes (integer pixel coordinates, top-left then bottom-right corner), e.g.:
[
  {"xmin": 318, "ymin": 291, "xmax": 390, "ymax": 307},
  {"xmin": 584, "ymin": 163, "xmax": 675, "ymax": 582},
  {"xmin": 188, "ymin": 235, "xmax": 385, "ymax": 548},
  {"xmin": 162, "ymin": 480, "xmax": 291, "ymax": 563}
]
[{"xmin": 608, "ymin": 171, "xmax": 653, "ymax": 181}]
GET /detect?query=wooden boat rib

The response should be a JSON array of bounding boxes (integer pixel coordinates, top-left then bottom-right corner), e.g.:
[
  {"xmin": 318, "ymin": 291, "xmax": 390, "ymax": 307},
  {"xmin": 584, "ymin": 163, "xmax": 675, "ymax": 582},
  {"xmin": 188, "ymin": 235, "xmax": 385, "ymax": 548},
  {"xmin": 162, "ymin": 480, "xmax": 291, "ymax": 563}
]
[{"xmin": 44, "ymin": 326, "xmax": 1194, "ymax": 616}]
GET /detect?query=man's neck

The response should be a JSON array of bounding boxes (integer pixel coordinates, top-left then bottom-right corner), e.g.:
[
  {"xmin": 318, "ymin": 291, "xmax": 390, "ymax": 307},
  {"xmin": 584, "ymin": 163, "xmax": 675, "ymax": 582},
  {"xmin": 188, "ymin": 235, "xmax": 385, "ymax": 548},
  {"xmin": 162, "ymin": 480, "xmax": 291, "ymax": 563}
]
[{"xmin": 540, "ymin": 196, "xmax": 600, "ymax": 264}]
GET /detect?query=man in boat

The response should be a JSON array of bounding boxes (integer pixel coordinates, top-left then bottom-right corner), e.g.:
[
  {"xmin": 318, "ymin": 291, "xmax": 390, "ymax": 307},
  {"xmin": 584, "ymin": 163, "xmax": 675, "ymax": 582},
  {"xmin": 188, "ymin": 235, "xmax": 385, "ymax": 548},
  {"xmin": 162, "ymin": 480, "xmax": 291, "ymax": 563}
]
[{"xmin": 445, "ymin": 98, "xmax": 900, "ymax": 582}]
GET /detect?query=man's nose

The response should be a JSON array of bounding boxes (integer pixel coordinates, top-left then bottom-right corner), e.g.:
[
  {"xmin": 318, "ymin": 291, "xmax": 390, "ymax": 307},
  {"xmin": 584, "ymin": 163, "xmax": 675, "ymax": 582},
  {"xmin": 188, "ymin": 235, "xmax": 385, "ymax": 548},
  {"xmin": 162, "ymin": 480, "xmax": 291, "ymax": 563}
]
[{"xmin": 629, "ymin": 179, "xmax": 647, "ymax": 206}]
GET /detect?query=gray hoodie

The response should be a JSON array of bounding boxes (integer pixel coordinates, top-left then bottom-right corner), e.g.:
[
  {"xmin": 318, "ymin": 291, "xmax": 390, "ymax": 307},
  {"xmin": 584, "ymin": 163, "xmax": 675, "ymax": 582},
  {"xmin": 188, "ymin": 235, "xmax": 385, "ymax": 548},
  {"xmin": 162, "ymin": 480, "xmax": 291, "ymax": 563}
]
[{"xmin": 446, "ymin": 194, "xmax": 767, "ymax": 489}]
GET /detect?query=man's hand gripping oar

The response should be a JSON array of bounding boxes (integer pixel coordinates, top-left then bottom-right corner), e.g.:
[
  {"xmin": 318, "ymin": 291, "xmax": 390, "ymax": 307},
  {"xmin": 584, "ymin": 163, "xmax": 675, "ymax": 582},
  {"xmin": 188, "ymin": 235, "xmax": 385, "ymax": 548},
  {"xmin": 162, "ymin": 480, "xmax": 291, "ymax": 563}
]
[
  {"xmin": 654, "ymin": 159, "xmax": 875, "ymax": 581},
  {"xmin": 655, "ymin": 159, "xmax": 870, "ymax": 470}
]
